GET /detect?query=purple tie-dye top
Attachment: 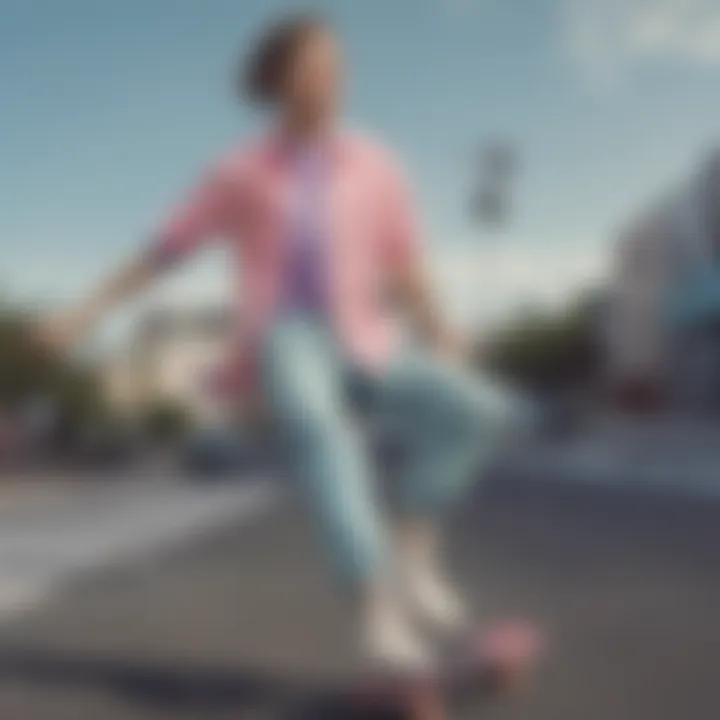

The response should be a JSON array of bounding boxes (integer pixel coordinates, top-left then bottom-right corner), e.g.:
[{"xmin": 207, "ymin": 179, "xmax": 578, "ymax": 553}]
[{"xmin": 280, "ymin": 145, "xmax": 330, "ymax": 315}]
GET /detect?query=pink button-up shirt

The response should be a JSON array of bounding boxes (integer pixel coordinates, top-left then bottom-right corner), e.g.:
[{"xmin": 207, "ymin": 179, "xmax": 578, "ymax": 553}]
[{"xmin": 151, "ymin": 130, "xmax": 421, "ymax": 388}]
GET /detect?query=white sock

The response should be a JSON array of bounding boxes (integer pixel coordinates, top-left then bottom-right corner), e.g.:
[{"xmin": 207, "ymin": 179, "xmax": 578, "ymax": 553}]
[{"xmin": 397, "ymin": 523, "xmax": 469, "ymax": 632}]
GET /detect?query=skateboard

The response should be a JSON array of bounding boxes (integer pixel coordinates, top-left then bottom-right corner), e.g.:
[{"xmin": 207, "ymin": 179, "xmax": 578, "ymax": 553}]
[{"xmin": 355, "ymin": 621, "xmax": 545, "ymax": 720}]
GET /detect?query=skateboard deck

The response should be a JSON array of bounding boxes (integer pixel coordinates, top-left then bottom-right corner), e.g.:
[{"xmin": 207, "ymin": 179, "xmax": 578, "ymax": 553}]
[{"xmin": 354, "ymin": 621, "xmax": 545, "ymax": 720}]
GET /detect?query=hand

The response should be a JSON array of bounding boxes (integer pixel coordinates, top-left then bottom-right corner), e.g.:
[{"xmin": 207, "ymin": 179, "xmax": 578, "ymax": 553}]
[
  {"xmin": 432, "ymin": 326, "xmax": 469, "ymax": 365},
  {"xmin": 208, "ymin": 352, "xmax": 266, "ymax": 420}
]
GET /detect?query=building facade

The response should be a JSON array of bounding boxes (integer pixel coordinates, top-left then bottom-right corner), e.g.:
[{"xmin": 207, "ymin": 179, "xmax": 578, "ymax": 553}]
[
  {"xmin": 105, "ymin": 305, "xmax": 237, "ymax": 426},
  {"xmin": 606, "ymin": 151, "xmax": 720, "ymax": 412}
]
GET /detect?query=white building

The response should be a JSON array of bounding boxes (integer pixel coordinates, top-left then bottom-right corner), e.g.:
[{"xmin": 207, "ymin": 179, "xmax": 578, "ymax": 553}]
[
  {"xmin": 606, "ymin": 150, "xmax": 720, "ymax": 410},
  {"xmin": 105, "ymin": 305, "xmax": 238, "ymax": 426}
]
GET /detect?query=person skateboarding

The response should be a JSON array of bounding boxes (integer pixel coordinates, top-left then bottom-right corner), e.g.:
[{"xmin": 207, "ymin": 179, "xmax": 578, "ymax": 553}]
[{"xmin": 39, "ymin": 12, "xmax": 538, "ymax": 701}]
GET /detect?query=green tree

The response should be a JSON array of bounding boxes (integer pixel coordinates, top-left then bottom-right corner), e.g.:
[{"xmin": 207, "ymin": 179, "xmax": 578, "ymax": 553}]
[
  {"xmin": 0, "ymin": 301, "xmax": 108, "ymax": 438},
  {"xmin": 140, "ymin": 399, "xmax": 192, "ymax": 446},
  {"xmin": 480, "ymin": 293, "xmax": 603, "ymax": 396}
]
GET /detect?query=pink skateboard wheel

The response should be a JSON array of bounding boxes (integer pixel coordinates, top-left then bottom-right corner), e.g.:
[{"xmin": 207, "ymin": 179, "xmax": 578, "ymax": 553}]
[{"xmin": 473, "ymin": 621, "xmax": 545, "ymax": 688}]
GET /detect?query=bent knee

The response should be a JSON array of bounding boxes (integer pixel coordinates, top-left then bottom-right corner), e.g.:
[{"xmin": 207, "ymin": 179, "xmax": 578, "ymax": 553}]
[{"xmin": 458, "ymin": 376, "xmax": 528, "ymax": 439}]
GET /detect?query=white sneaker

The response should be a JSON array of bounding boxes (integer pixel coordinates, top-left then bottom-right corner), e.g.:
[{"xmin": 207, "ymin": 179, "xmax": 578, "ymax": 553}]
[
  {"xmin": 403, "ymin": 559, "xmax": 470, "ymax": 633},
  {"xmin": 363, "ymin": 595, "xmax": 436, "ymax": 674}
]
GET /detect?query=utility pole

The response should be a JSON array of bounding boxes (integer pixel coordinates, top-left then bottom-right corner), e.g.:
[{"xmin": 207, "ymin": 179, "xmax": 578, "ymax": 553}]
[{"xmin": 470, "ymin": 141, "xmax": 519, "ymax": 231}]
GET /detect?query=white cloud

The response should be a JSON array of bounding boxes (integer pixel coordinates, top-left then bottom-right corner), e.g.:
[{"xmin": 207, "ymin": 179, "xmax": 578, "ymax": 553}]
[
  {"xmin": 37, "ymin": 236, "xmax": 606, "ymax": 351},
  {"xmin": 430, "ymin": 239, "xmax": 607, "ymax": 331},
  {"xmin": 142, "ymin": 241, "xmax": 608, "ymax": 334},
  {"xmin": 566, "ymin": 0, "xmax": 720, "ymax": 76}
]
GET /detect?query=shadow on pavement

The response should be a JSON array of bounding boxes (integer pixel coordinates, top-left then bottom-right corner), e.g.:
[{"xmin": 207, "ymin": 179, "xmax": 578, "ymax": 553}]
[{"xmin": 0, "ymin": 647, "xmax": 408, "ymax": 719}]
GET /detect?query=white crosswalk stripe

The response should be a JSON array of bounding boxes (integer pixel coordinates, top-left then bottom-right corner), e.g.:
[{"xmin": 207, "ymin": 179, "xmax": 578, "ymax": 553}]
[{"xmin": 0, "ymin": 478, "xmax": 277, "ymax": 622}]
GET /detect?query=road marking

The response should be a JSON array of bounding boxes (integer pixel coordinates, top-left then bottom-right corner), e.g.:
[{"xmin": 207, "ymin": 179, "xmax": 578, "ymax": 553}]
[{"xmin": 0, "ymin": 480, "xmax": 279, "ymax": 623}]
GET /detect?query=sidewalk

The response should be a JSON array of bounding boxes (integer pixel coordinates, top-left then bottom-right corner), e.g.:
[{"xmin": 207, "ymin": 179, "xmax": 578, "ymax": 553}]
[
  {"xmin": 500, "ymin": 416, "xmax": 720, "ymax": 497},
  {"xmin": 0, "ymin": 477, "xmax": 718, "ymax": 719}
]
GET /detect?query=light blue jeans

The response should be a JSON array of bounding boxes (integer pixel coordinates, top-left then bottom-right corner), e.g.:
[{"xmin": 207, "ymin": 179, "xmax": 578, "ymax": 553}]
[{"xmin": 260, "ymin": 314, "xmax": 517, "ymax": 588}]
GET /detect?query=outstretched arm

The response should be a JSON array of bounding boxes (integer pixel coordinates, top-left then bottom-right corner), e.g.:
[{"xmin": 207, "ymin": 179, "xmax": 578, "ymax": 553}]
[
  {"xmin": 40, "ymin": 253, "xmax": 161, "ymax": 350},
  {"xmin": 40, "ymin": 164, "xmax": 234, "ymax": 352}
]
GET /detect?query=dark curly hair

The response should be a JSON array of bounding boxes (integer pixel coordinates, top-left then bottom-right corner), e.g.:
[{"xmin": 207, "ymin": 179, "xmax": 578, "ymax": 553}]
[{"xmin": 239, "ymin": 13, "xmax": 330, "ymax": 105}]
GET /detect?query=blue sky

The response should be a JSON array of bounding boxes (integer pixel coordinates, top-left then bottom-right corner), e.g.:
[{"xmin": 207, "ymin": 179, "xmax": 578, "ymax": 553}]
[{"xmin": 2, "ymin": 0, "xmax": 720, "ymax": 333}]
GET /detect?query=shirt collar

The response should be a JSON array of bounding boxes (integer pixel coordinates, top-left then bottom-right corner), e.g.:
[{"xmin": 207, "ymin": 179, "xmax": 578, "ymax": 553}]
[{"xmin": 263, "ymin": 126, "xmax": 350, "ymax": 169}]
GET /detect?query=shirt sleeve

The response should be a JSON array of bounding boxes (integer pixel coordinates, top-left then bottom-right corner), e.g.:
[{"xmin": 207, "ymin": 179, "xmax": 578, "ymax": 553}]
[
  {"xmin": 148, "ymin": 165, "xmax": 234, "ymax": 269},
  {"xmin": 381, "ymin": 153, "xmax": 422, "ymax": 270}
]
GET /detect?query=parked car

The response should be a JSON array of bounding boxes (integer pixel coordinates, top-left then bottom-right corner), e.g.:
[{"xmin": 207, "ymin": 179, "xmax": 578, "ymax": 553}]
[
  {"xmin": 182, "ymin": 427, "xmax": 257, "ymax": 479},
  {"xmin": 69, "ymin": 426, "xmax": 144, "ymax": 472}
]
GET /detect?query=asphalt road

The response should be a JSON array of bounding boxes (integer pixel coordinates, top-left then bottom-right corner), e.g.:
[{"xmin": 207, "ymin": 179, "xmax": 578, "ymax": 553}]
[{"xmin": 0, "ymin": 476, "xmax": 719, "ymax": 719}]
